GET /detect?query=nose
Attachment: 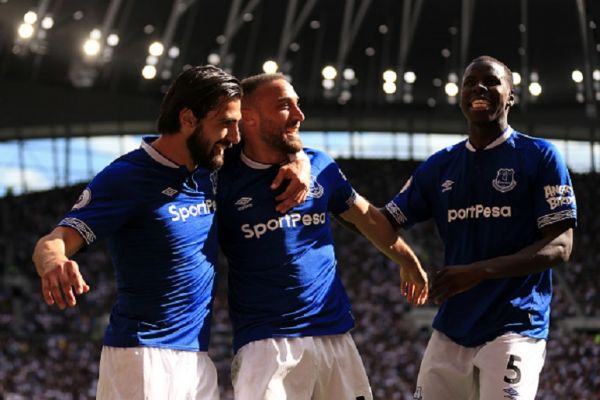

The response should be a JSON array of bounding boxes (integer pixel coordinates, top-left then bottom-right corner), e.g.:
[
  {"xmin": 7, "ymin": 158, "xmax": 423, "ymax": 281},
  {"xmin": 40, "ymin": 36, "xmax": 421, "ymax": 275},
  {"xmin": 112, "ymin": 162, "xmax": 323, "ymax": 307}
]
[
  {"xmin": 473, "ymin": 81, "xmax": 487, "ymax": 93},
  {"xmin": 227, "ymin": 123, "xmax": 241, "ymax": 145},
  {"xmin": 292, "ymin": 103, "xmax": 305, "ymax": 122}
]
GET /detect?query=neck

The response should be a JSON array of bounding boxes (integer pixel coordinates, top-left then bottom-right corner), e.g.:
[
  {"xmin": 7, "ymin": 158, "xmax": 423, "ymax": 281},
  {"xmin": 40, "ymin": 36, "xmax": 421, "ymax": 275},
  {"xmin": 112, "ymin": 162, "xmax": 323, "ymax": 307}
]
[
  {"xmin": 467, "ymin": 120, "xmax": 508, "ymax": 150},
  {"xmin": 242, "ymin": 138, "xmax": 287, "ymax": 165},
  {"xmin": 152, "ymin": 134, "xmax": 197, "ymax": 172}
]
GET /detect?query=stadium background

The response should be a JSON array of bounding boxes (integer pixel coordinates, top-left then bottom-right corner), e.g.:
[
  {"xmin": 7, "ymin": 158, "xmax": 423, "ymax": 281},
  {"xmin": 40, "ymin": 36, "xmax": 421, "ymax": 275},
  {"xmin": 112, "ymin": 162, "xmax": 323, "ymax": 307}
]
[{"xmin": 0, "ymin": 0, "xmax": 599, "ymax": 398}]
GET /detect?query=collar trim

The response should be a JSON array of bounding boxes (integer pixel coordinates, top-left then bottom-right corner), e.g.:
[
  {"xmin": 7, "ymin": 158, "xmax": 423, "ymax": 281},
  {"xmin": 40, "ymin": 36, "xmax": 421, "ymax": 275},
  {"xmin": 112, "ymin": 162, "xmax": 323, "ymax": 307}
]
[
  {"xmin": 466, "ymin": 126, "xmax": 514, "ymax": 152},
  {"xmin": 141, "ymin": 138, "xmax": 180, "ymax": 168},
  {"xmin": 240, "ymin": 151, "xmax": 272, "ymax": 170}
]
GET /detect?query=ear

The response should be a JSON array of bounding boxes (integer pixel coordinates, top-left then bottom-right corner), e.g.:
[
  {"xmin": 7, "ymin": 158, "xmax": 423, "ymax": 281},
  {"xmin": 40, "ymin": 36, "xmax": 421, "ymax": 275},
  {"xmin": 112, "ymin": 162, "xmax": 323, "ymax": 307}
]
[
  {"xmin": 179, "ymin": 108, "xmax": 197, "ymax": 131},
  {"xmin": 241, "ymin": 108, "xmax": 258, "ymax": 128},
  {"xmin": 507, "ymin": 91, "xmax": 515, "ymax": 108}
]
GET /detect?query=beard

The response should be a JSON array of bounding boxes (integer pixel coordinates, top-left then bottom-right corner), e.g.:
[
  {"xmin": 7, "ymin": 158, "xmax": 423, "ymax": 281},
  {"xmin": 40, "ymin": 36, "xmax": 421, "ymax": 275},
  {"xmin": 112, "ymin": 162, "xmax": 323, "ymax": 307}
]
[
  {"xmin": 260, "ymin": 122, "xmax": 303, "ymax": 155},
  {"xmin": 186, "ymin": 125, "xmax": 227, "ymax": 171}
]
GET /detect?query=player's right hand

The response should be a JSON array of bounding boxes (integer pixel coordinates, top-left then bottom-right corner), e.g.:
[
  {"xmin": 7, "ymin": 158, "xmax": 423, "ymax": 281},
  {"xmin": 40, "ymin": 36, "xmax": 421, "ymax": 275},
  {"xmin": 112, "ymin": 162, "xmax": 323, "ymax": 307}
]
[
  {"xmin": 40, "ymin": 259, "xmax": 90, "ymax": 310},
  {"xmin": 400, "ymin": 264, "xmax": 429, "ymax": 305}
]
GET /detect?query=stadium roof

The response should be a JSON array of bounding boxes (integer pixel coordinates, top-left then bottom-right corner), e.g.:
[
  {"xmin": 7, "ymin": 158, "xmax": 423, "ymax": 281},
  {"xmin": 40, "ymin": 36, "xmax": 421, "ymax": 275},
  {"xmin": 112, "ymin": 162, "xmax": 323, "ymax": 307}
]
[{"xmin": 0, "ymin": 0, "xmax": 599, "ymax": 141}]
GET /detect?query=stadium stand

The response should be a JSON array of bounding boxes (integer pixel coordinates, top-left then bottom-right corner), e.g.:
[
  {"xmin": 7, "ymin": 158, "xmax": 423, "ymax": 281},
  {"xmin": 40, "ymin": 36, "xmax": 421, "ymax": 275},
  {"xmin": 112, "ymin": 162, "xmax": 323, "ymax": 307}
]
[{"xmin": 0, "ymin": 160, "xmax": 598, "ymax": 399}]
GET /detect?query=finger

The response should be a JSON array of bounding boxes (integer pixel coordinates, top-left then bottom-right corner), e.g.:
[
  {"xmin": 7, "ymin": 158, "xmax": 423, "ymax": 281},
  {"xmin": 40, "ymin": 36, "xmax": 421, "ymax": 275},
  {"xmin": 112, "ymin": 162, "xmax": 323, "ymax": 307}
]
[
  {"xmin": 59, "ymin": 270, "xmax": 77, "ymax": 307},
  {"xmin": 48, "ymin": 275, "xmax": 66, "ymax": 309},
  {"xmin": 41, "ymin": 277, "xmax": 55, "ymax": 306},
  {"xmin": 274, "ymin": 182, "xmax": 298, "ymax": 202},
  {"xmin": 65, "ymin": 261, "xmax": 85, "ymax": 295},
  {"xmin": 270, "ymin": 169, "xmax": 287, "ymax": 190}
]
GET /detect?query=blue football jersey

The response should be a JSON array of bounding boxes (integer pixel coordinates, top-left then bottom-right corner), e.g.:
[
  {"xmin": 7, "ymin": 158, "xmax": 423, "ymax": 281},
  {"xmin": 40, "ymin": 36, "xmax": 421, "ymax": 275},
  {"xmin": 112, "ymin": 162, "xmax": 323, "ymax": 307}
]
[
  {"xmin": 217, "ymin": 147, "xmax": 357, "ymax": 352},
  {"xmin": 59, "ymin": 137, "xmax": 218, "ymax": 351},
  {"xmin": 385, "ymin": 127, "xmax": 577, "ymax": 347}
]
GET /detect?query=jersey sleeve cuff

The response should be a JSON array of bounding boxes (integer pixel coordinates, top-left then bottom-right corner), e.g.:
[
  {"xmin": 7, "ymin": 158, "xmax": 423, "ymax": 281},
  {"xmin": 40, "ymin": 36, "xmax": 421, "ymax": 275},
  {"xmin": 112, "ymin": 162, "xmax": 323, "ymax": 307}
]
[
  {"xmin": 58, "ymin": 217, "xmax": 97, "ymax": 245},
  {"xmin": 385, "ymin": 201, "xmax": 408, "ymax": 226},
  {"xmin": 537, "ymin": 209, "xmax": 577, "ymax": 229}
]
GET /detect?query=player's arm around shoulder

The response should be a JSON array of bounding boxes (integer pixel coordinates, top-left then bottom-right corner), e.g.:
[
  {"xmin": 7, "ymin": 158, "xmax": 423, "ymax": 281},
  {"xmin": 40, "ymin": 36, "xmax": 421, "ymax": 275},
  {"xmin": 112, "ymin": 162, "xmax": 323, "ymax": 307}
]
[
  {"xmin": 271, "ymin": 149, "xmax": 311, "ymax": 213},
  {"xmin": 32, "ymin": 226, "xmax": 90, "ymax": 310},
  {"xmin": 339, "ymin": 194, "xmax": 428, "ymax": 305}
]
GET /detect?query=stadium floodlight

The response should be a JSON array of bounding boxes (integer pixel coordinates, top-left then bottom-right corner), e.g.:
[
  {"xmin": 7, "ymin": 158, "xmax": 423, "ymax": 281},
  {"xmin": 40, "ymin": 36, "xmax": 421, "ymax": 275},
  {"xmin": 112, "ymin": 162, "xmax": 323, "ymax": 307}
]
[
  {"xmin": 146, "ymin": 55, "xmax": 158, "ymax": 66},
  {"xmin": 322, "ymin": 79, "xmax": 334, "ymax": 90},
  {"xmin": 24, "ymin": 11, "xmax": 38, "ymax": 25},
  {"xmin": 528, "ymin": 82, "xmax": 542, "ymax": 96},
  {"xmin": 571, "ymin": 69, "xmax": 584, "ymax": 83},
  {"xmin": 207, "ymin": 53, "xmax": 220, "ymax": 65},
  {"xmin": 142, "ymin": 65, "xmax": 157, "ymax": 79},
  {"xmin": 343, "ymin": 68, "xmax": 355, "ymax": 81},
  {"xmin": 17, "ymin": 23, "xmax": 34, "ymax": 39},
  {"xmin": 512, "ymin": 72, "xmax": 522, "ymax": 86},
  {"xmin": 445, "ymin": 82, "xmax": 459, "ymax": 97},
  {"xmin": 83, "ymin": 38, "xmax": 101, "ymax": 56},
  {"xmin": 593, "ymin": 69, "xmax": 600, "ymax": 81},
  {"xmin": 383, "ymin": 81, "xmax": 397, "ymax": 94},
  {"xmin": 447, "ymin": 72, "xmax": 458, "ymax": 83},
  {"xmin": 168, "ymin": 46, "xmax": 180, "ymax": 59},
  {"xmin": 41, "ymin": 16, "xmax": 54, "ymax": 30},
  {"xmin": 106, "ymin": 33, "xmax": 120, "ymax": 47},
  {"xmin": 403, "ymin": 71, "xmax": 416, "ymax": 84},
  {"xmin": 148, "ymin": 41, "xmax": 164, "ymax": 57},
  {"xmin": 322, "ymin": 65, "xmax": 337, "ymax": 80},
  {"xmin": 90, "ymin": 28, "xmax": 102, "ymax": 40},
  {"xmin": 262, "ymin": 60, "xmax": 278, "ymax": 73},
  {"xmin": 383, "ymin": 69, "xmax": 397, "ymax": 83}
]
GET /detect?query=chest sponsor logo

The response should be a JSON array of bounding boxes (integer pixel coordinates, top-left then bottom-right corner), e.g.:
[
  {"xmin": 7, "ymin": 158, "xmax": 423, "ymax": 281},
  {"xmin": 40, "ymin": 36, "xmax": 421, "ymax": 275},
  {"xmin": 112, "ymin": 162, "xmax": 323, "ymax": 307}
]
[
  {"xmin": 235, "ymin": 197, "xmax": 253, "ymax": 211},
  {"xmin": 441, "ymin": 180, "xmax": 454, "ymax": 193},
  {"xmin": 161, "ymin": 187, "xmax": 178, "ymax": 197},
  {"xmin": 492, "ymin": 168, "xmax": 517, "ymax": 193},
  {"xmin": 448, "ymin": 204, "xmax": 511, "ymax": 222},
  {"xmin": 543, "ymin": 184, "xmax": 575, "ymax": 210},
  {"xmin": 307, "ymin": 175, "xmax": 324, "ymax": 199},
  {"xmin": 169, "ymin": 200, "xmax": 216, "ymax": 221},
  {"xmin": 241, "ymin": 212, "xmax": 326, "ymax": 239},
  {"xmin": 72, "ymin": 188, "xmax": 92, "ymax": 210}
]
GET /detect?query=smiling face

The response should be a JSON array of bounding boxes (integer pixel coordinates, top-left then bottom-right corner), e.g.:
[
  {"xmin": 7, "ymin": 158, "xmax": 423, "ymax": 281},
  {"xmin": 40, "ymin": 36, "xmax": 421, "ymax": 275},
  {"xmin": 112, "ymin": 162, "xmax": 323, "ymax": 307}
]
[
  {"xmin": 252, "ymin": 78, "xmax": 305, "ymax": 154},
  {"xmin": 187, "ymin": 97, "xmax": 241, "ymax": 170},
  {"xmin": 460, "ymin": 59, "xmax": 514, "ymax": 127}
]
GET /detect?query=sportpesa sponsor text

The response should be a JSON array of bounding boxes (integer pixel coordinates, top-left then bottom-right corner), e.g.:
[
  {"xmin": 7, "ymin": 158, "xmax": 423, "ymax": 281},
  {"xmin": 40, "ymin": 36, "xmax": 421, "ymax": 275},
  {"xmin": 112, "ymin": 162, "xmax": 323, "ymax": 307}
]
[
  {"xmin": 242, "ymin": 212, "xmax": 327, "ymax": 239},
  {"xmin": 448, "ymin": 204, "xmax": 511, "ymax": 222}
]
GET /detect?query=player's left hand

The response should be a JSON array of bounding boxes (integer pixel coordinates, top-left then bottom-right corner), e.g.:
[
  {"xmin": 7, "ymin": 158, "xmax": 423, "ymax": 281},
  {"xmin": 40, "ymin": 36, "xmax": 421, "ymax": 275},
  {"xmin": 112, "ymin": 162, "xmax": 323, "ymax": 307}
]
[
  {"xmin": 271, "ymin": 154, "xmax": 311, "ymax": 213},
  {"xmin": 429, "ymin": 265, "xmax": 483, "ymax": 304}
]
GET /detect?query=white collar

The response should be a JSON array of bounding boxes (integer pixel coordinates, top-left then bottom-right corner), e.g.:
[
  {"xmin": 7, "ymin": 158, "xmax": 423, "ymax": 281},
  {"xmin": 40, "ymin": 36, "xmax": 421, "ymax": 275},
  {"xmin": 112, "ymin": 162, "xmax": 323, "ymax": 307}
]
[
  {"xmin": 140, "ymin": 138, "xmax": 179, "ymax": 168},
  {"xmin": 465, "ymin": 126, "xmax": 514, "ymax": 152},
  {"xmin": 240, "ymin": 151, "xmax": 273, "ymax": 170}
]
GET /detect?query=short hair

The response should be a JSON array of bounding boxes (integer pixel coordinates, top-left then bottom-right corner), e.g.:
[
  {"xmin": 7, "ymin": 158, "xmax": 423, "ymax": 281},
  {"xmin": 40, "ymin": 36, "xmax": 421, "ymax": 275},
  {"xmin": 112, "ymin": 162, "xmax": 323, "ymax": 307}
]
[
  {"xmin": 466, "ymin": 55, "xmax": 513, "ymax": 89},
  {"xmin": 157, "ymin": 65, "xmax": 242, "ymax": 134},
  {"xmin": 240, "ymin": 73, "xmax": 287, "ymax": 99}
]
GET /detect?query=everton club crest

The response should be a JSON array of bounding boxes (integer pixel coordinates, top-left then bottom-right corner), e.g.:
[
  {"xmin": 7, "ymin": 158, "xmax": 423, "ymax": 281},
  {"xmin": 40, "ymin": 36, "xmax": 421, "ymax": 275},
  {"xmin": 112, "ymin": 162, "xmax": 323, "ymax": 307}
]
[{"xmin": 492, "ymin": 168, "xmax": 517, "ymax": 193}]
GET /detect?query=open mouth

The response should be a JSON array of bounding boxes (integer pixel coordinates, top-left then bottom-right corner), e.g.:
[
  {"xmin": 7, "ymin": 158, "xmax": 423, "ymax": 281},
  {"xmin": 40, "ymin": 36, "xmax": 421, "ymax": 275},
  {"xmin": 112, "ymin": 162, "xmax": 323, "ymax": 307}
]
[{"xmin": 470, "ymin": 99, "xmax": 491, "ymax": 110}]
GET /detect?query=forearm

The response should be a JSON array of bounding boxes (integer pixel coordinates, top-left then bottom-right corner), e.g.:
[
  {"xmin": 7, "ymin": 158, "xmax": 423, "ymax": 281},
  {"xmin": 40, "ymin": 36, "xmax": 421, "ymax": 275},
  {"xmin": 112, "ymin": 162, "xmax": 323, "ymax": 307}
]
[
  {"xmin": 343, "ymin": 197, "xmax": 421, "ymax": 270},
  {"xmin": 472, "ymin": 227, "xmax": 573, "ymax": 280},
  {"xmin": 32, "ymin": 227, "xmax": 82, "ymax": 276}
]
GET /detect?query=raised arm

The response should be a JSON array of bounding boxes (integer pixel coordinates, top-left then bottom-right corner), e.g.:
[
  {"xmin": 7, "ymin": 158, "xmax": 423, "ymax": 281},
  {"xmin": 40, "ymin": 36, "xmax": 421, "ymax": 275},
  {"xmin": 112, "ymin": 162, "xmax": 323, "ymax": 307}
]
[
  {"xmin": 32, "ymin": 226, "xmax": 90, "ymax": 309},
  {"xmin": 340, "ymin": 194, "xmax": 428, "ymax": 305}
]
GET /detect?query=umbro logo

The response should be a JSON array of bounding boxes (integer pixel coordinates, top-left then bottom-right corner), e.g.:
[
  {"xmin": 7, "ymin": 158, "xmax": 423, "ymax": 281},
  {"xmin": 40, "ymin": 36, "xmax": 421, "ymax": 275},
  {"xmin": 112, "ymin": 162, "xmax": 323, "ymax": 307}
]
[
  {"xmin": 162, "ymin": 187, "xmax": 178, "ymax": 197},
  {"xmin": 441, "ymin": 180, "xmax": 454, "ymax": 193},
  {"xmin": 235, "ymin": 196, "xmax": 253, "ymax": 211}
]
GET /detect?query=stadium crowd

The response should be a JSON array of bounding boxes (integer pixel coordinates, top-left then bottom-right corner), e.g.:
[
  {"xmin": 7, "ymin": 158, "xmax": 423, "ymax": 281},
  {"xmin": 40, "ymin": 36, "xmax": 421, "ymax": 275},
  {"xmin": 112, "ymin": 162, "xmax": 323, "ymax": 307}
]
[{"xmin": 0, "ymin": 159, "xmax": 598, "ymax": 399}]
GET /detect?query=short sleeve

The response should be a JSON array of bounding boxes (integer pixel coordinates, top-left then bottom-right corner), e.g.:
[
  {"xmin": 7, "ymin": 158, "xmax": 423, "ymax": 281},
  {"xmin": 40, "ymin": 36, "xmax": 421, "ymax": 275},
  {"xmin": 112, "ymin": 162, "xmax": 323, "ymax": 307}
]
[
  {"xmin": 58, "ymin": 163, "xmax": 139, "ymax": 245},
  {"xmin": 534, "ymin": 142, "xmax": 577, "ymax": 229}
]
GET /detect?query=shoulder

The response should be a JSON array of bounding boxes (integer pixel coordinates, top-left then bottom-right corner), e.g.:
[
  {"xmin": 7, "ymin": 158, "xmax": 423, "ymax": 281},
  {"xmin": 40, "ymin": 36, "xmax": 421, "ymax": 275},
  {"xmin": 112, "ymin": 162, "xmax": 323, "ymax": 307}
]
[
  {"xmin": 304, "ymin": 147, "xmax": 336, "ymax": 168},
  {"xmin": 419, "ymin": 139, "xmax": 466, "ymax": 171},
  {"xmin": 90, "ymin": 149, "xmax": 152, "ymax": 191}
]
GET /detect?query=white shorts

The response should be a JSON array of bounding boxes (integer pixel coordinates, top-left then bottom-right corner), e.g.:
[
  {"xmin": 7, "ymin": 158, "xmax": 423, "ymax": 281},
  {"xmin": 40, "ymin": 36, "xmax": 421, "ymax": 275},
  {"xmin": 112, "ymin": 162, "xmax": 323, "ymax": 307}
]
[
  {"xmin": 414, "ymin": 330, "xmax": 546, "ymax": 400},
  {"xmin": 232, "ymin": 333, "xmax": 372, "ymax": 400},
  {"xmin": 96, "ymin": 346, "xmax": 219, "ymax": 400}
]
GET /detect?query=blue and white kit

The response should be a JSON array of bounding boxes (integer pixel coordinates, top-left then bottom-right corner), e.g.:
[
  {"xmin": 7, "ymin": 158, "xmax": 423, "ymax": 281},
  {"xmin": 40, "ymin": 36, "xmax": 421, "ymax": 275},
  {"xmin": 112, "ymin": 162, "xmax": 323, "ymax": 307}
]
[
  {"xmin": 217, "ymin": 147, "xmax": 358, "ymax": 353},
  {"xmin": 59, "ymin": 137, "xmax": 218, "ymax": 351},
  {"xmin": 385, "ymin": 126, "xmax": 577, "ymax": 347}
]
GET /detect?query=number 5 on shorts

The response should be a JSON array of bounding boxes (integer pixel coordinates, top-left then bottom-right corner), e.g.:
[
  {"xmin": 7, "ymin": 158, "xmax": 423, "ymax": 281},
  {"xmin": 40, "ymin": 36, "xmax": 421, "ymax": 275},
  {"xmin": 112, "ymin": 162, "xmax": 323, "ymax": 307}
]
[{"xmin": 503, "ymin": 354, "xmax": 522, "ymax": 384}]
